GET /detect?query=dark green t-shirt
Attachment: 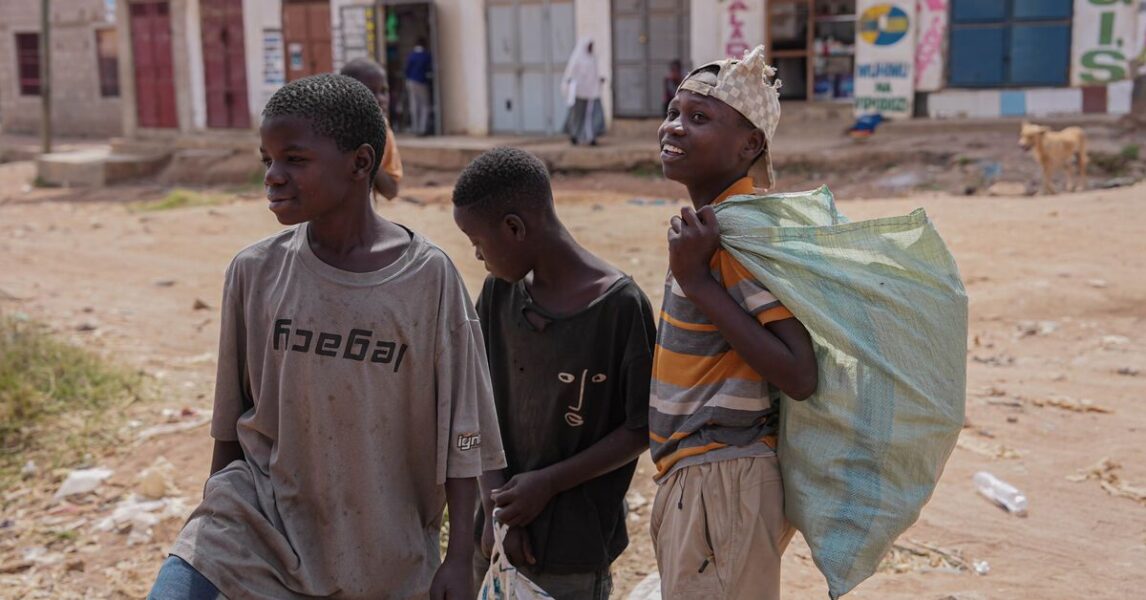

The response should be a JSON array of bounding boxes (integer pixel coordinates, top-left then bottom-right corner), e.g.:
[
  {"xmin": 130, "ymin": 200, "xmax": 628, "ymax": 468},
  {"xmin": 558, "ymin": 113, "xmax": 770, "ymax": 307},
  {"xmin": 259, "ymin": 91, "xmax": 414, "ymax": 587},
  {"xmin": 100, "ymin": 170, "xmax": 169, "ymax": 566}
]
[{"xmin": 474, "ymin": 275, "xmax": 656, "ymax": 574}]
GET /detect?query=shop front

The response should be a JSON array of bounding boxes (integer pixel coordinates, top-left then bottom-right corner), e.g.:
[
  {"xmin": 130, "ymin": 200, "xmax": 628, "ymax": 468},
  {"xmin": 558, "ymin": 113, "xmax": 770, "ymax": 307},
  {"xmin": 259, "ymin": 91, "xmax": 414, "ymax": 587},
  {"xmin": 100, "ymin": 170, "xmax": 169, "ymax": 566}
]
[{"xmin": 766, "ymin": 0, "xmax": 857, "ymax": 103}]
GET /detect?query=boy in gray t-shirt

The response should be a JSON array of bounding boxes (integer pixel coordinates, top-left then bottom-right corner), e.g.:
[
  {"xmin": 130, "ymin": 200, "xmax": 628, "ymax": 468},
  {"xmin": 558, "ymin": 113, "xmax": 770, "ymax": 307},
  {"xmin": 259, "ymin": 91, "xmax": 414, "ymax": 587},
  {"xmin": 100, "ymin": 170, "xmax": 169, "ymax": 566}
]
[{"xmin": 147, "ymin": 74, "xmax": 505, "ymax": 600}]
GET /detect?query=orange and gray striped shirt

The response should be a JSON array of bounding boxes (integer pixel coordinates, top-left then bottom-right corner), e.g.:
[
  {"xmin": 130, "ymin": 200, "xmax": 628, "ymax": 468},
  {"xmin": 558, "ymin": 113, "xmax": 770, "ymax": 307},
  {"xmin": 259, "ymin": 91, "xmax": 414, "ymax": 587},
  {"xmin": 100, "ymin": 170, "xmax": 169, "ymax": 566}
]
[{"xmin": 649, "ymin": 177, "xmax": 795, "ymax": 481}]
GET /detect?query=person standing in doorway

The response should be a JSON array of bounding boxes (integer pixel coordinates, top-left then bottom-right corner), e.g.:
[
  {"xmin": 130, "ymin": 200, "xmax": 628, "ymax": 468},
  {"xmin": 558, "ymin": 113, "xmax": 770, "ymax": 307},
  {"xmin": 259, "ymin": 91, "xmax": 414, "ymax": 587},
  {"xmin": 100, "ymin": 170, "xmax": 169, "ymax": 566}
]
[
  {"xmin": 663, "ymin": 59, "xmax": 684, "ymax": 115},
  {"xmin": 562, "ymin": 38, "xmax": 605, "ymax": 146},
  {"xmin": 405, "ymin": 38, "xmax": 433, "ymax": 136}
]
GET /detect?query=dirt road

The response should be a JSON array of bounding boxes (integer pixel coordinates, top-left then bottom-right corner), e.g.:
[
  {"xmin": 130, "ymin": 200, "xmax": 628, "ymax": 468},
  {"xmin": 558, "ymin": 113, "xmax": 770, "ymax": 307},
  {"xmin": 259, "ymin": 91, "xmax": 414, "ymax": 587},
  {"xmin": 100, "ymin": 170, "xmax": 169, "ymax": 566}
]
[{"xmin": 1, "ymin": 162, "xmax": 1144, "ymax": 598}]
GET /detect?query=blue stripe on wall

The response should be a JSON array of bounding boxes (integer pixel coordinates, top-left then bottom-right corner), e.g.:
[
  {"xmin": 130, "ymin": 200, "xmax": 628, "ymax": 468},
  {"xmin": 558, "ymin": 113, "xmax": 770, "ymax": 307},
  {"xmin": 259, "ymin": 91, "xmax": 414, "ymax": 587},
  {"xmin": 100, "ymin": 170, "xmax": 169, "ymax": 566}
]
[{"xmin": 1000, "ymin": 90, "xmax": 1027, "ymax": 116}]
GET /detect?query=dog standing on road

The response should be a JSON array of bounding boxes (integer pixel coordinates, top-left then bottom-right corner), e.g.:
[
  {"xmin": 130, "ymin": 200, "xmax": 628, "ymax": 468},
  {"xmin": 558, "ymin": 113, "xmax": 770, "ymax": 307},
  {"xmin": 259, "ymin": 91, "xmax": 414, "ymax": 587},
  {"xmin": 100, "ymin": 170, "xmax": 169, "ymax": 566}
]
[{"xmin": 1018, "ymin": 121, "xmax": 1088, "ymax": 194}]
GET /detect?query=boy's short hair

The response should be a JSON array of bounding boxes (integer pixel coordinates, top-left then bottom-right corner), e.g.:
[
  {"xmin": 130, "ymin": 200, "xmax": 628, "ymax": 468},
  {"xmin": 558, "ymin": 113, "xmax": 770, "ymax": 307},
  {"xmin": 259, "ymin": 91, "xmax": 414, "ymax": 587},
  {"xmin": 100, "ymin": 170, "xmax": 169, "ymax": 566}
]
[
  {"xmin": 452, "ymin": 147, "xmax": 553, "ymax": 219},
  {"xmin": 262, "ymin": 73, "xmax": 386, "ymax": 180},
  {"xmin": 340, "ymin": 58, "xmax": 386, "ymax": 85}
]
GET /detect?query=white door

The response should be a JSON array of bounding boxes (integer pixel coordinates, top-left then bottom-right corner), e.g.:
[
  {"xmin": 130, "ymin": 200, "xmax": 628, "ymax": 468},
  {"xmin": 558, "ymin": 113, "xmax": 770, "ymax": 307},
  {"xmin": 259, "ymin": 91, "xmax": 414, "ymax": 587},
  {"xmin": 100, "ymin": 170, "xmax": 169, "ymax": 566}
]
[{"xmin": 487, "ymin": 0, "xmax": 575, "ymax": 135}]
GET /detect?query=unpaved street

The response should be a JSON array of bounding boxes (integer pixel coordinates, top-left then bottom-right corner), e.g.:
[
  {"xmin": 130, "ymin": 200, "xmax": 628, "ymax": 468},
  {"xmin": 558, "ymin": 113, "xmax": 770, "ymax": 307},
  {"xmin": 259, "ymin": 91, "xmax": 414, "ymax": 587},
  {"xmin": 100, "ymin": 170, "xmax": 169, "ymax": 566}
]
[{"xmin": 1, "ymin": 162, "xmax": 1144, "ymax": 599}]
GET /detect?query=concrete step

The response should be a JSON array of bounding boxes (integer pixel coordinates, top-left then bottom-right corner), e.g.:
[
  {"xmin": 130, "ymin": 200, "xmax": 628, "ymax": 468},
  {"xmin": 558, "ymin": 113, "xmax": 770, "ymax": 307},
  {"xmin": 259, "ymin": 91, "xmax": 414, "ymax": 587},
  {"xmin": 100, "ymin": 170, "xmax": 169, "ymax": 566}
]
[
  {"xmin": 156, "ymin": 148, "xmax": 259, "ymax": 186},
  {"xmin": 108, "ymin": 137, "xmax": 171, "ymax": 156},
  {"xmin": 110, "ymin": 131, "xmax": 254, "ymax": 156},
  {"xmin": 36, "ymin": 147, "xmax": 170, "ymax": 187}
]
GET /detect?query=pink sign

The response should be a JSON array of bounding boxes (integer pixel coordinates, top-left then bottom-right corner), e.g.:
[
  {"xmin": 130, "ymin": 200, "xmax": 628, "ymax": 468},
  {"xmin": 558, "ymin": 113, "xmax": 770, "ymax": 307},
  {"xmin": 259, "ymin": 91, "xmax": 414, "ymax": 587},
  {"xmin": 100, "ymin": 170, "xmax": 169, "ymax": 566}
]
[
  {"xmin": 915, "ymin": 0, "xmax": 947, "ymax": 91},
  {"xmin": 725, "ymin": 0, "xmax": 751, "ymax": 58}
]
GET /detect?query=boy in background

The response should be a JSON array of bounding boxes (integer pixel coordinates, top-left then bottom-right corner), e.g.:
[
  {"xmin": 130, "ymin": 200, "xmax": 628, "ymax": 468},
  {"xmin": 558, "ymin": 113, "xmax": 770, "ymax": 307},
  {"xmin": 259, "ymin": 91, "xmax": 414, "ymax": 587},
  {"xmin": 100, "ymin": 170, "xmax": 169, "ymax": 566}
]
[
  {"xmin": 452, "ymin": 148, "xmax": 654, "ymax": 599},
  {"xmin": 147, "ymin": 73, "xmax": 504, "ymax": 599},
  {"xmin": 341, "ymin": 57, "xmax": 403, "ymax": 200},
  {"xmin": 650, "ymin": 47, "xmax": 818, "ymax": 599},
  {"xmin": 663, "ymin": 59, "xmax": 683, "ymax": 115}
]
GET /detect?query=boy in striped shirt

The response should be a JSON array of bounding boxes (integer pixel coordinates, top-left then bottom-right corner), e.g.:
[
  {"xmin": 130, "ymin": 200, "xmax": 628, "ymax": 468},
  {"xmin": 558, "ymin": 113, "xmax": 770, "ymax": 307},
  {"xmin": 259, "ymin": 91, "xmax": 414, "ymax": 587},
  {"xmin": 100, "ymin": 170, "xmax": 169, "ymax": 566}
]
[{"xmin": 650, "ymin": 46, "xmax": 818, "ymax": 599}]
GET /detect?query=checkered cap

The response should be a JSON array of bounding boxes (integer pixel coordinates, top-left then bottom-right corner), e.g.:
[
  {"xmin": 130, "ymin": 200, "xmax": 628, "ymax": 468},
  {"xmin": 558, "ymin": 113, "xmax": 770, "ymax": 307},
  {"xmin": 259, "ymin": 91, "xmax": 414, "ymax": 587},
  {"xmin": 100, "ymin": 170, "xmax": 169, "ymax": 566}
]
[{"xmin": 678, "ymin": 45, "xmax": 781, "ymax": 190}]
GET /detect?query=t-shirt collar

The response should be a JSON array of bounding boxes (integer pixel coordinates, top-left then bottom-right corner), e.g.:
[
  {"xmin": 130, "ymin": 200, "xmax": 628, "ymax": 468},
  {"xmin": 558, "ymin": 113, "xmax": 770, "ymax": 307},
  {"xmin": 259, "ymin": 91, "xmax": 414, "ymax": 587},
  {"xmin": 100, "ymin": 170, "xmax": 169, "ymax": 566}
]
[{"xmin": 712, "ymin": 176, "xmax": 755, "ymax": 206}]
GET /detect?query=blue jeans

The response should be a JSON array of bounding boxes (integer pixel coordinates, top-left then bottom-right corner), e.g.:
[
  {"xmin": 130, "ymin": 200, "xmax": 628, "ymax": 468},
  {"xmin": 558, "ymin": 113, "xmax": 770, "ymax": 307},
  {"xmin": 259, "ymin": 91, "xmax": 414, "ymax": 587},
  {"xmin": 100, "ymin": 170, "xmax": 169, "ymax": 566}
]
[{"xmin": 148, "ymin": 555, "xmax": 222, "ymax": 600}]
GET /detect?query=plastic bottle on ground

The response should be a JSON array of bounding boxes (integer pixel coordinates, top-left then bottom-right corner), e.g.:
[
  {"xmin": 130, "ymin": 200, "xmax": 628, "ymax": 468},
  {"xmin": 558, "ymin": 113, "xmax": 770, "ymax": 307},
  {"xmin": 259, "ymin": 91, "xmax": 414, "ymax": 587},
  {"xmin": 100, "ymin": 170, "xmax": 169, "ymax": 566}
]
[{"xmin": 973, "ymin": 471, "xmax": 1028, "ymax": 515}]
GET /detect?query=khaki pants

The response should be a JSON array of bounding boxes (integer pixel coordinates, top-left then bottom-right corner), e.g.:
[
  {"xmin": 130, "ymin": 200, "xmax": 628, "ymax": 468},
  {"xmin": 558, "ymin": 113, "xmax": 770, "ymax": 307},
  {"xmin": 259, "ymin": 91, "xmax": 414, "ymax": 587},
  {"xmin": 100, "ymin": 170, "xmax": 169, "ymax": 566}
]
[
  {"xmin": 650, "ymin": 456, "xmax": 794, "ymax": 600},
  {"xmin": 406, "ymin": 80, "xmax": 431, "ymax": 135}
]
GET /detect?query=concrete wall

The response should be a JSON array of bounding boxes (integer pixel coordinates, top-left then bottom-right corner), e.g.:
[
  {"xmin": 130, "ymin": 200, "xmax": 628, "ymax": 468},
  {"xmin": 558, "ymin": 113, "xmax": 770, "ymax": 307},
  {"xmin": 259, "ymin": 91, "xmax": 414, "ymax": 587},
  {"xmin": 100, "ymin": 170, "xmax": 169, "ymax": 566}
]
[
  {"xmin": 244, "ymin": 0, "xmax": 276, "ymax": 123},
  {"xmin": 0, "ymin": 0, "xmax": 123, "ymax": 137},
  {"xmin": 928, "ymin": 83, "xmax": 1134, "ymax": 119},
  {"xmin": 237, "ymin": 0, "xmax": 486, "ymax": 135},
  {"xmin": 436, "ymin": 0, "xmax": 487, "ymax": 135},
  {"xmin": 185, "ymin": 0, "xmax": 207, "ymax": 130},
  {"xmin": 575, "ymin": 0, "xmax": 613, "ymax": 127},
  {"xmin": 690, "ymin": 0, "xmax": 721, "ymax": 67}
]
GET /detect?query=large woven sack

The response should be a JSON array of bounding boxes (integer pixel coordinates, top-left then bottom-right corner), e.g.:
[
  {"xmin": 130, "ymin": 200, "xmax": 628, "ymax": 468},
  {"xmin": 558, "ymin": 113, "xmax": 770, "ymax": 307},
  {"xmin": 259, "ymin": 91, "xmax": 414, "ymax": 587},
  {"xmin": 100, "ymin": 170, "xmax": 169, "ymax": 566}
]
[
  {"xmin": 712, "ymin": 187, "xmax": 967, "ymax": 599},
  {"xmin": 478, "ymin": 523, "xmax": 553, "ymax": 600}
]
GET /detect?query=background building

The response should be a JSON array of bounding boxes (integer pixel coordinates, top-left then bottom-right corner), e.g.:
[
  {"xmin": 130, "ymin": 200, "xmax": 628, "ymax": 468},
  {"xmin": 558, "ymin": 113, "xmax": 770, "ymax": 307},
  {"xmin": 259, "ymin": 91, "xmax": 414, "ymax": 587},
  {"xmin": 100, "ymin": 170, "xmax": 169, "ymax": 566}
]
[
  {"xmin": 0, "ymin": 0, "xmax": 124, "ymax": 137},
  {"xmin": 9, "ymin": 0, "xmax": 1143, "ymax": 144}
]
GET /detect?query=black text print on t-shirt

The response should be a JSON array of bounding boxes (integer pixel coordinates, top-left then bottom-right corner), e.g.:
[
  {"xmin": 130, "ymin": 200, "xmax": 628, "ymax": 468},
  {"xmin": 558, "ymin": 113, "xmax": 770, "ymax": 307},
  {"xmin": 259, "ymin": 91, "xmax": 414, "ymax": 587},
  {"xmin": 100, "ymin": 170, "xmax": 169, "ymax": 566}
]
[{"xmin": 273, "ymin": 318, "xmax": 408, "ymax": 372}]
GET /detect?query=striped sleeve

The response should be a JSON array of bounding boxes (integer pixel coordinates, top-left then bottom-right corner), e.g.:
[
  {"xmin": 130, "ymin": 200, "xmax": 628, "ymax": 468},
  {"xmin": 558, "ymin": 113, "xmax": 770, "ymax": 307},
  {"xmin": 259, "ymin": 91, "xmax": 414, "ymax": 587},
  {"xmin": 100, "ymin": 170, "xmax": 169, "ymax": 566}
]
[{"xmin": 716, "ymin": 251, "xmax": 794, "ymax": 324}]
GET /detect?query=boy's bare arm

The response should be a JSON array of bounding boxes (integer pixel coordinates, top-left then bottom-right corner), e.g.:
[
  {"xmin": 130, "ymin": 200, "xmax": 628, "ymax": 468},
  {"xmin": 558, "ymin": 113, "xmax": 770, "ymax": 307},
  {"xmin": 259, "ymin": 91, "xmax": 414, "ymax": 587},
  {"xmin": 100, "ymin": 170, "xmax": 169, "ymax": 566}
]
[
  {"xmin": 373, "ymin": 170, "xmax": 399, "ymax": 200},
  {"xmin": 479, "ymin": 470, "xmax": 508, "ymax": 518},
  {"xmin": 478, "ymin": 469, "xmax": 507, "ymax": 553},
  {"xmin": 431, "ymin": 477, "xmax": 477, "ymax": 599},
  {"xmin": 479, "ymin": 470, "xmax": 536, "ymax": 567},
  {"xmin": 210, "ymin": 440, "xmax": 244, "ymax": 475},
  {"xmin": 669, "ymin": 206, "xmax": 818, "ymax": 400},
  {"xmin": 491, "ymin": 425, "xmax": 648, "ymax": 527}
]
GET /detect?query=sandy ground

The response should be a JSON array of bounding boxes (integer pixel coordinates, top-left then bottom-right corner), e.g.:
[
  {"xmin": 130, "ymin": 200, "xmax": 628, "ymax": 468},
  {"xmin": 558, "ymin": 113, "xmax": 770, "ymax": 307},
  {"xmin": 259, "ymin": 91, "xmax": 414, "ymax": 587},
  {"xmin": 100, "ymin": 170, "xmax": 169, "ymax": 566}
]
[{"xmin": 1, "ymin": 157, "xmax": 1144, "ymax": 599}]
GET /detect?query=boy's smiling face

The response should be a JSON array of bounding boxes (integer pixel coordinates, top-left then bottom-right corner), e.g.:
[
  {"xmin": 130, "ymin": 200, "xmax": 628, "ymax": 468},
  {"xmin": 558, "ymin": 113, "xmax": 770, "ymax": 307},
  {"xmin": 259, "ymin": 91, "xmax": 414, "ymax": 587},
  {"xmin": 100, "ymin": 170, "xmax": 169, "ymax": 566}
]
[
  {"xmin": 259, "ymin": 115, "xmax": 367, "ymax": 225},
  {"xmin": 659, "ymin": 89, "xmax": 764, "ymax": 189}
]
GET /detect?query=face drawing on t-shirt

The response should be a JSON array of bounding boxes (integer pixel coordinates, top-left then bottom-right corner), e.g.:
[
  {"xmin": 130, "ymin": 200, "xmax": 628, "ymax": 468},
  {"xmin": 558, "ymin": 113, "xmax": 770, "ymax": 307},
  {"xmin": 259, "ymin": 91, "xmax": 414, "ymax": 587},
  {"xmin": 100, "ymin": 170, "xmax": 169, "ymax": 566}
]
[{"xmin": 558, "ymin": 369, "xmax": 607, "ymax": 427}]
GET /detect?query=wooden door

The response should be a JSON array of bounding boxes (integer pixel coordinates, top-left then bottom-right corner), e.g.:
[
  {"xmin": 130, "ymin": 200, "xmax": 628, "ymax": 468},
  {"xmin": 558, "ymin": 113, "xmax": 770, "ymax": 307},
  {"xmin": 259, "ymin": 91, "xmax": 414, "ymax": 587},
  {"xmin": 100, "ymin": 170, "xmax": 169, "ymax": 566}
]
[
  {"xmin": 130, "ymin": 1, "xmax": 178, "ymax": 128},
  {"xmin": 283, "ymin": 0, "xmax": 333, "ymax": 81},
  {"xmin": 202, "ymin": 0, "xmax": 251, "ymax": 128}
]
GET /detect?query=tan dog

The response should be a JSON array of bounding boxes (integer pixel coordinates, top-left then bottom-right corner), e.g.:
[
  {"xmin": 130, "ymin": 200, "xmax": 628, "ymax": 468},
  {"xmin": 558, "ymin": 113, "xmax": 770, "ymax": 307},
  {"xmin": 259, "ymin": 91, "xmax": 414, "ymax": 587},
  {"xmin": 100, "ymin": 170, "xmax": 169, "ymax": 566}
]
[{"xmin": 1018, "ymin": 121, "xmax": 1088, "ymax": 194}]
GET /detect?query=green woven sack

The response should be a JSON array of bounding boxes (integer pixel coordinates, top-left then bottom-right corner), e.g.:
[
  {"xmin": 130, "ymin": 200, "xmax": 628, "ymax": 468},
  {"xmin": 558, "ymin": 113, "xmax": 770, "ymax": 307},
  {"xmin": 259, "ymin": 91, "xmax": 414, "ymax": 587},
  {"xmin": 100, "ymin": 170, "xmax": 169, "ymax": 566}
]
[{"xmin": 713, "ymin": 187, "xmax": 967, "ymax": 599}]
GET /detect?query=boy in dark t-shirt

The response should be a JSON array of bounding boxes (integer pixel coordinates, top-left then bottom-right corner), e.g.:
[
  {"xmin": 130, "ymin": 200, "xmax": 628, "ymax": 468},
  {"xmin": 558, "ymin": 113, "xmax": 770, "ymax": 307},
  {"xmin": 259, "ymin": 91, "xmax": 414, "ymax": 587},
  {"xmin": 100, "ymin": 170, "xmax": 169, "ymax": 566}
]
[{"xmin": 452, "ymin": 148, "xmax": 655, "ymax": 599}]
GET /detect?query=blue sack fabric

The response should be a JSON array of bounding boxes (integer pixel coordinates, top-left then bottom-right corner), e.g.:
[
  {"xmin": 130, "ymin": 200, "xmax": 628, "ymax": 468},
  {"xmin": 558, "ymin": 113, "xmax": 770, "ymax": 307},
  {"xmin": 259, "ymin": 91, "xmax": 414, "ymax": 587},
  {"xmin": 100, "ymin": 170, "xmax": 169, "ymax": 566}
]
[{"xmin": 712, "ymin": 186, "xmax": 967, "ymax": 599}]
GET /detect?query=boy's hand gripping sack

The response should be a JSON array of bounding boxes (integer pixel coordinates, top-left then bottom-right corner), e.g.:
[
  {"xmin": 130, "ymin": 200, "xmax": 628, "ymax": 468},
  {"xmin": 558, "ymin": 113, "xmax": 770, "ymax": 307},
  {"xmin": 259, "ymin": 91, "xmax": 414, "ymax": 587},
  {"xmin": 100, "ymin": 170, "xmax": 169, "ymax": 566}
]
[
  {"xmin": 478, "ymin": 523, "xmax": 553, "ymax": 600},
  {"xmin": 712, "ymin": 187, "xmax": 967, "ymax": 599}
]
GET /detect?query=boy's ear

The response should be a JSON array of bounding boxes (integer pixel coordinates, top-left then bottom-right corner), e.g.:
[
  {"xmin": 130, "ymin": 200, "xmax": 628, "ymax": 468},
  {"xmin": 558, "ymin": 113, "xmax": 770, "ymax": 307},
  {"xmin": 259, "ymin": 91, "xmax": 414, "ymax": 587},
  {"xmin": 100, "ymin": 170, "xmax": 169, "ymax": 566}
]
[
  {"xmin": 503, "ymin": 213, "xmax": 527, "ymax": 241},
  {"xmin": 353, "ymin": 143, "xmax": 376, "ymax": 180},
  {"xmin": 741, "ymin": 128, "xmax": 766, "ymax": 164}
]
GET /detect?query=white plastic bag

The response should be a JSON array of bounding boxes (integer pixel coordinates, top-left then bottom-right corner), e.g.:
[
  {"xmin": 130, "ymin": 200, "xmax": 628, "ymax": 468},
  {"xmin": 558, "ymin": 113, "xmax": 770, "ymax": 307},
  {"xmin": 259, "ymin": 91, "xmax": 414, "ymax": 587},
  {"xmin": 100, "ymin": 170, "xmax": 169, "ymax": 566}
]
[{"xmin": 478, "ymin": 523, "xmax": 553, "ymax": 600}]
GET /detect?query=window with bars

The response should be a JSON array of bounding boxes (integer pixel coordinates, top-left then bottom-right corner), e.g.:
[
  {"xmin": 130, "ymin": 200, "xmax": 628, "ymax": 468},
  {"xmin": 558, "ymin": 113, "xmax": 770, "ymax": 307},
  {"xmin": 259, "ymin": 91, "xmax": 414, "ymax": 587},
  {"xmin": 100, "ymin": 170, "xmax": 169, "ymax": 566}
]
[
  {"xmin": 948, "ymin": 0, "xmax": 1073, "ymax": 87},
  {"xmin": 15, "ymin": 32, "xmax": 41, "ymax": 96},
  {"xmin": 96, "ymin": 28, "xmax": 120, "ymax": 97}
]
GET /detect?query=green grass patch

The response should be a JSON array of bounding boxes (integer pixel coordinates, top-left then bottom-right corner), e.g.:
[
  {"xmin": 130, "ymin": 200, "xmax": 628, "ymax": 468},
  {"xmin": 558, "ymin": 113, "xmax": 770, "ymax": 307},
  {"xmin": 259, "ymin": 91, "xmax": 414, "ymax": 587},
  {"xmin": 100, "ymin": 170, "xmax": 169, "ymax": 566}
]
[
  {"xmin": 628, "ymin": 162, "xmax": 665, "ymax": 179},
  {"xmin": 246, "ymin": 167, "xmax": 266, "ymax": 188},
  {"xmin": 1090, "ymin": 150, "xmax": 1135, "ymax": 176},
  {"xmin": 0, "ymin": 314, "xmax": 149, "ymax": 483},
  {"xmin": 1120, "ymin": 143, "xmax": 1140, "ymax": 162},
  {"xmin": 130, "ymin": 188, "xmax": 228, "ymax": 212}
]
